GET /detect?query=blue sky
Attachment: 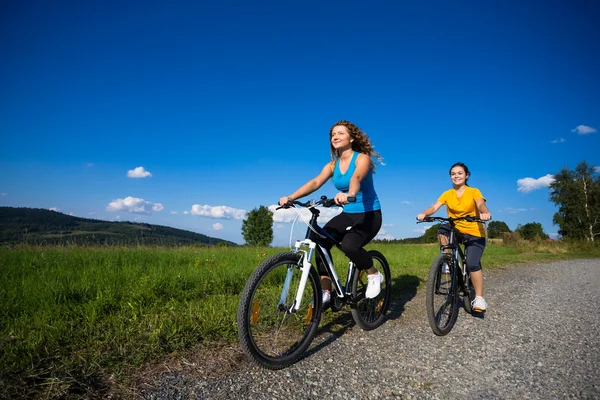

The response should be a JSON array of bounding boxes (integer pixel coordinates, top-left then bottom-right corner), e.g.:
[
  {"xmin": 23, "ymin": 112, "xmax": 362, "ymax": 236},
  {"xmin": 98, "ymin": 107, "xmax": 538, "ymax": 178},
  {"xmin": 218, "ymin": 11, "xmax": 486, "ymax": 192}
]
[{"xmin": 1, "ymin": 0, "xmax": 599, "ymax": 246}]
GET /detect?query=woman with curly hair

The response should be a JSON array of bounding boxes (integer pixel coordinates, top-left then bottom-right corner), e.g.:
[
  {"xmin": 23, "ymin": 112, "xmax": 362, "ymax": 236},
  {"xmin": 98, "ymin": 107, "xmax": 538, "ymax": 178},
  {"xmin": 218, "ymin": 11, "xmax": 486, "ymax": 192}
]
[{"xmin": 279, "ymin": 120, "xmax": 384, "ymax": 305}]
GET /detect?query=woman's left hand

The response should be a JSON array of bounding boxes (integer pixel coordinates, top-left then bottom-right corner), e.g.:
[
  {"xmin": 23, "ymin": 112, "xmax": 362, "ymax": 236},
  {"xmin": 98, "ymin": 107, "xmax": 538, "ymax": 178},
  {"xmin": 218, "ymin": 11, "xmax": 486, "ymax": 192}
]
[{"xmin": 334, "ymin": 192, "xmax": 352, "ymax": 205}]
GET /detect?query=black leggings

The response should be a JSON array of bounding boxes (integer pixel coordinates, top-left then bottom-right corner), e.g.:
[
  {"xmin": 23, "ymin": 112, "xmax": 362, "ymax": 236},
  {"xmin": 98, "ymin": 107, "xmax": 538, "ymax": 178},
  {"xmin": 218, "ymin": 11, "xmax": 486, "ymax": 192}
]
[{"xmin": 317, "ymin": 210, "xmax": 382, "ymax": 275}]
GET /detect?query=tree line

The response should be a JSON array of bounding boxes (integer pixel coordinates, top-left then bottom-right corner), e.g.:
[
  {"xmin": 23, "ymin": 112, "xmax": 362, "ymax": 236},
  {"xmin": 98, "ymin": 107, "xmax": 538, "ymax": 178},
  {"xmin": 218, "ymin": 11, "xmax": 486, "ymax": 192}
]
[
  {"xmin": 241, "ymin": 161, "xmax": 599, "ymax": 246},
  {"xmin": 0, "ymin": 207, "xmax": 236, "ymax": 246}
]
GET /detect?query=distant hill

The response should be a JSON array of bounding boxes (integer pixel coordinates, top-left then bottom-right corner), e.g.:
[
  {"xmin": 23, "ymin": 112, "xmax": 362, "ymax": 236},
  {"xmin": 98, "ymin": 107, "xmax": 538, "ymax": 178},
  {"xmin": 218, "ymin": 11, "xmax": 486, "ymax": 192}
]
[{"xmin": 0, "ymin": 207, "xmax": 237, "ymax": 246}]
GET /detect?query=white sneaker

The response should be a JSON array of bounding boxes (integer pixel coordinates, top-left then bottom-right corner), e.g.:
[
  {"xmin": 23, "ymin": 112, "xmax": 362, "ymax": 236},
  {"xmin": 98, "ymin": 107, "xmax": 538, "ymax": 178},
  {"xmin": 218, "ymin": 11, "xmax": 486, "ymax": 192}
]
[
  {"xmin": 442, "ymin": 263, "xmax": 450, "ymax": 274},
  {"xmin": 322, "ymin": 290, "xmax": 331, "ymax": 306},
  {"xmin": 365, "ymin": 271, "xmax": 383, "ymax": 299},
  {"xmin": 471, "ymin": 296, "xmax": 487, "ymax": 312}
]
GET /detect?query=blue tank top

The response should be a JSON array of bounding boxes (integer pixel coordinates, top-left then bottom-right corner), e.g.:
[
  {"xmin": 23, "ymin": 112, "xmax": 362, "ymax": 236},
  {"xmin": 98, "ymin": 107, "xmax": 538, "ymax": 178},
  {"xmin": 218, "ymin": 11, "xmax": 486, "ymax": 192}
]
[{"xmin": 332, "ymin": 151, "xmax": 381, "ymax": 213}]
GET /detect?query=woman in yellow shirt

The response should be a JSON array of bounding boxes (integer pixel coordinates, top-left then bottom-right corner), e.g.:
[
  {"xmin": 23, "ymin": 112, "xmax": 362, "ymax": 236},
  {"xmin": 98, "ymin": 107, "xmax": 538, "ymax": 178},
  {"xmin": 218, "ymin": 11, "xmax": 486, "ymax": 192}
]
[{"xmin": 417, "ymin": 162, "xmax": 492, "ymax": 311}]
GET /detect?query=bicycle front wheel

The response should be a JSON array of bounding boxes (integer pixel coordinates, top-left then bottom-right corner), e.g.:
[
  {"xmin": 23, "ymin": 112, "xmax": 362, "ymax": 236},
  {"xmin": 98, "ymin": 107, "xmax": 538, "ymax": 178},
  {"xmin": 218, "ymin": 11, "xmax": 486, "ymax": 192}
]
[
  {"xmin": 350, "ymin": 250, "xmax": 392, "ymax": 331},
  {"xmin": 426, "ymin": 253, "xmax": 459, "ymax": 336},
  {"xmin": 237, "ymin": 252, "xmax": 322, "ymax": 369},
  {"xmin": 462, "ymin": 272, "xmax": 475, "ymax": 314}
]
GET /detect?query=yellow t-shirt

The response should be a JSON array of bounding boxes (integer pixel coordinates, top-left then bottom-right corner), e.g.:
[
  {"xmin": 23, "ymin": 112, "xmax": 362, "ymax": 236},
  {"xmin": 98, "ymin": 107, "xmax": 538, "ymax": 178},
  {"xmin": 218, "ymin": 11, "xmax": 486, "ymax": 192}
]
[{"xmin": 438, "ymin": 186, "xmax": 486, "ymax": 237}]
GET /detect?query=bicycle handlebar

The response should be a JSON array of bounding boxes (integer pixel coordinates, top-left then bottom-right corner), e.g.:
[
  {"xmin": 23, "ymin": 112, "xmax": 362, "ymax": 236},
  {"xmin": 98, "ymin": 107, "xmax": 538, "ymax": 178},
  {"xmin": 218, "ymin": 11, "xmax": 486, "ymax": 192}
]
[
  {"xmin": 416, "ymin": 215, "xmax": 488, "ymax": 224},
  {"xmin": 276, "ymin": 195, "xmax": 356, "ymax": 210}
]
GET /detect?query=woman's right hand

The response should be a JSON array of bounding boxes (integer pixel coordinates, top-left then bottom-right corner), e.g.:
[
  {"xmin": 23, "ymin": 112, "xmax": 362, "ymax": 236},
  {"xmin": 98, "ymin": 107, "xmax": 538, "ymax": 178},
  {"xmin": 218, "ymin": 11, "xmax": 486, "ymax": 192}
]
[
  {"xmin": 279, "ymin": 196, "xmax": 292, "ymax": 206},
  {"xmin": 417, "ymin": 213, "xmax": 426, "ymax": 221}
]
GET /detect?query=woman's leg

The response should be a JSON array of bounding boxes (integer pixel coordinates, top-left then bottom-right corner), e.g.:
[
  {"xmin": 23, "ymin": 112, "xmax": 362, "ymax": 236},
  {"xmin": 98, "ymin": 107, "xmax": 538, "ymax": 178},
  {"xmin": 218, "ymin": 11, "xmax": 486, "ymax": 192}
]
[
  {"xmin": 464, "ymin": 236, "xmax": 486, "ymax": 298},
  {"xmin": 338, "ymin": 211, "xmax": 382, "ymax": 274},
  {"xmin": 437, "ymin": 224, "xmax": 452, "ymax": 253},
  {"xmin": 471, "ymin": 270, "xmax": 484, "ymax": 297}
]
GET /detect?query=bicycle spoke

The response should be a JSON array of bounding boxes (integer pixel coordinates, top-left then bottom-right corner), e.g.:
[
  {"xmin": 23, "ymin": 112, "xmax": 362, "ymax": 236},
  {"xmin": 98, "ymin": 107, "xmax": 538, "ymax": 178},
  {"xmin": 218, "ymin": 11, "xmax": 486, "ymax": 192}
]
[
  {"xmin": 238, "ymin": 252, "xmax": 322, "ymax": 369},
  {"xmin": 426, "ymin": 254, "xmax": 459, "ymax": 335}
]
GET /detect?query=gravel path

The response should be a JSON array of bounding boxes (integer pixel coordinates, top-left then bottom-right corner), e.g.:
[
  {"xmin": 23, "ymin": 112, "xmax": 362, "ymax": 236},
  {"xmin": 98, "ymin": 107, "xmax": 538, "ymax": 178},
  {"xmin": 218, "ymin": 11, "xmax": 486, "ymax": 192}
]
[{"xmin": 138, "ymin": 259, "xmax": 600, "ymax": 400}]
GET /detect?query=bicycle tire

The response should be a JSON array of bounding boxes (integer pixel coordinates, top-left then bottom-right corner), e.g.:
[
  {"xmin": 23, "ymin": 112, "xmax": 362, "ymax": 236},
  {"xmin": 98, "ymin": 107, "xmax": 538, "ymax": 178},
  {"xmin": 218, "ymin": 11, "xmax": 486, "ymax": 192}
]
[
  {"xmin": 426, "ymin": 253, "xmax": 459, "ymax": 336},
  {"xmin": 237, "ymin": 252, "xmax": 322, "ymax": 369},
  {"xmin": 462, "ymin": 273, "xmax": 475, "ymax": 314},
  {"xmin": 349, "ymin": 250, "xmax": 391, "ymax": 331}
]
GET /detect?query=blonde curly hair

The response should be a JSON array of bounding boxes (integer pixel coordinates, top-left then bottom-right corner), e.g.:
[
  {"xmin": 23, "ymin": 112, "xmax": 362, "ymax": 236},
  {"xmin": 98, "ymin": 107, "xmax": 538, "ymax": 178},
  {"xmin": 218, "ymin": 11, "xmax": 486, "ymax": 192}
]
[{"xmin": 329, "ymin": 120, "xmax": 384, "ymax": 171}]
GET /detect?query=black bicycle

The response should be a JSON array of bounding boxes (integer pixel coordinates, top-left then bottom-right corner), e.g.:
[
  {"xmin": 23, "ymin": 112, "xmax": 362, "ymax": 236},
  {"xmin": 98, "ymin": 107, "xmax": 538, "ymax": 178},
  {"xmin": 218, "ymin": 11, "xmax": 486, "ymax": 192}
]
[
  {"xmin": 417, "ymin": 215, "xmax": 486, "ymax": 336},
  {"xmin": 237, "ymin": 196, "xmax": 392, "ymax": 369}
]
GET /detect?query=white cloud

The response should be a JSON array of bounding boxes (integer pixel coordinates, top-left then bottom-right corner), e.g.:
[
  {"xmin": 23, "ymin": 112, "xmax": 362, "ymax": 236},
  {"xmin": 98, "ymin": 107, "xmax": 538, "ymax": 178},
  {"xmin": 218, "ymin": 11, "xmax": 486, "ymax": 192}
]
[
  {"xmin": 375, "ymin": 227, "xmax": 395, "ymax": 240},
  {"xmin": 213, "ymin": 223, "xmax": 224, "ymax": 230},
  {"xmin": 183, "ymin": 211, "xmax": 189, "ymax": 215},
  {"xmin": 49, "ymin": 207, "xmax": 60, "ymax": 212},
  {"xmin": 268, "ymin": 204, "xmax": 342, "ymax": 224},
  {"xmin": 517, "ymin": 174, "xmax": 555, "ymax": 193},
  {"xmin": 106, "ymin": 196, "xmax": 164, "ymax": 214},
  {"xmin": 551, "ymin": 138, "xmax": 565, "ymax": 144},
  {"xmin": 401, "ymin": 200, "xmax": 411, "ymax": 204},
  {"xmin": 505, "ymin": 207, "xmax": 528, "ymax": 214},
  {"xmin": 571, "ymin": 125, "xmax": 597, "ymax": 135},
  {"xmin": 127, "ymin": 166, "xmax": 152, "ymax": 178},
  {"xmin": 171, "ymin": 211, "xmax": 179, "ymax": 215},
  {"xmin": 190, "ymin": 204, "xmax": 246, "ymax": 220}
]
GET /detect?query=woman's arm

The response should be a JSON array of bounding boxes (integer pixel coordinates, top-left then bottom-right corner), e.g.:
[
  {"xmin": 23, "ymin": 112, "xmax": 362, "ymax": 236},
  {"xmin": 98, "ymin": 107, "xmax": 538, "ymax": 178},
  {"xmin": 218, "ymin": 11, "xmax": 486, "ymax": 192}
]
[
  {"xmin": 279, "ymin": 162, "xmax": 334, "ymax": 206},
  {"xmin": 475, "ymin": 198, "xmax": 491, "ymax": 221},
  {"xmin": 417, "ymin": 200, "xmax": 443, "ymax": 221},
  {"xmin": 334, "ymin": 153, "xmax": 370, "ymax": 205}
]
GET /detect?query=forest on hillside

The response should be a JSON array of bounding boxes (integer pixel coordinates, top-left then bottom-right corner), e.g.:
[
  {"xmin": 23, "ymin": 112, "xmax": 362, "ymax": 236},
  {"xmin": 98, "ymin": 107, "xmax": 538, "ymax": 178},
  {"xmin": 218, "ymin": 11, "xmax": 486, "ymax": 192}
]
[{"xmin": 0, "ymin": 207, "xmax": 236, "ymax": 246}]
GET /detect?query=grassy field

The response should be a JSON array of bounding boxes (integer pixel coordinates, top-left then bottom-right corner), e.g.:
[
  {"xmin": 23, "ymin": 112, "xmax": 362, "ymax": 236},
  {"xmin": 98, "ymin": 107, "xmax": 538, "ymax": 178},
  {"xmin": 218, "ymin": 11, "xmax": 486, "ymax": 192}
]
[{"xmin": 1, "ymin": 241, "xmax": 599, "ymax": 399}]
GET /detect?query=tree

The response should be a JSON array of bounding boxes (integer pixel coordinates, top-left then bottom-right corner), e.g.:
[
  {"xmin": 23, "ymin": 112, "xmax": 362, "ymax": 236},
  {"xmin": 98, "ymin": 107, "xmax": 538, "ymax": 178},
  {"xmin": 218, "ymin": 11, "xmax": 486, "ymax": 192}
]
[
  {"xmin": 549, "ymin": 161, "xmax": 600, "ymax": 242},
  {"xmin": 516, "ymin": 222, "xmax": 549, "ymax": 241},
  {"xmin": 487, "ymin": 221, "xmax": 511, "ymax": 239},
  {"xmin": 421, "ymin": 223, "xmax": 440, "ymax": 243},
  {"xmin": 241, "ymin": 205, "xmax": 274, "ymax": 246}
]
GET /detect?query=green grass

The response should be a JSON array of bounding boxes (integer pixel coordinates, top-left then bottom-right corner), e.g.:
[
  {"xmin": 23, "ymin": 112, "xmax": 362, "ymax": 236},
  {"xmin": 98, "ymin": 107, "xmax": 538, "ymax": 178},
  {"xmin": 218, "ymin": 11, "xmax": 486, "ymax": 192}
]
[{"xmin": 1, "ymin": 241, "xmax": 598, "ymax": 399}]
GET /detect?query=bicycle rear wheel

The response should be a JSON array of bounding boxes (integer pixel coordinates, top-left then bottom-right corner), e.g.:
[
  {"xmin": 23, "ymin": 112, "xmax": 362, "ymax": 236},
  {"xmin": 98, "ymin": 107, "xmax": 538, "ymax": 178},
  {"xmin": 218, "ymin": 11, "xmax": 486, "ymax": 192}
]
[
  {"xmin": 426, "ymin": 254, "xmax": 459, "ymax": 336},
  {"xmin": 237, "ymin": 252, "xmax": 322, "ymax": 369},
  {"xmin": 350, "ymin": 250, "xmax": 391, "ymax": 331}
]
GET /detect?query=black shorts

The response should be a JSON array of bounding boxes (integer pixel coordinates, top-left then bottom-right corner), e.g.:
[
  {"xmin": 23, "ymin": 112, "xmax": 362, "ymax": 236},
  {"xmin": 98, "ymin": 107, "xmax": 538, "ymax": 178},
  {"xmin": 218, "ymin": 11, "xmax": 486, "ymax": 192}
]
[{"xmin": 437, "ymin": 223, "xmax": 486, "ymax": 272}]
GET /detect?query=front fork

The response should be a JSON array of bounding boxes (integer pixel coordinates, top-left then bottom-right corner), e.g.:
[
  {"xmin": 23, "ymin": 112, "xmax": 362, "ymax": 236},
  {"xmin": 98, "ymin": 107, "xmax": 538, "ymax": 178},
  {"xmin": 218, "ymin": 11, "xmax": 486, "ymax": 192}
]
[
  {"xmin": 453, "ymin": 249, "xmax": 469, "ymax": 293},
  {"xmin": 285, "ymin": 239, "xmax": 348, "ymax": 312}
]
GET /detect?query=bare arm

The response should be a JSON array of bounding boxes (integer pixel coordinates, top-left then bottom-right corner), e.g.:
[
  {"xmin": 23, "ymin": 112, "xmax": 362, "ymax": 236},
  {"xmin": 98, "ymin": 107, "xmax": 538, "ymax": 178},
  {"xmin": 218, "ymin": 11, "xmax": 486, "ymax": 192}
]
[
  {"xmin": 334, "ymin": 153, "xmax": 371, "ymax": 205},
  {"xmin": 475, "ymin": 198, "xmax": 491, "ymax": 221},
  {"xmin": 279, "ymin": 162, "xmax": 334, "ymax": 206},
  {"xmin": 417, "ymin": 200, "xmax": 444, "ymax": 221}
]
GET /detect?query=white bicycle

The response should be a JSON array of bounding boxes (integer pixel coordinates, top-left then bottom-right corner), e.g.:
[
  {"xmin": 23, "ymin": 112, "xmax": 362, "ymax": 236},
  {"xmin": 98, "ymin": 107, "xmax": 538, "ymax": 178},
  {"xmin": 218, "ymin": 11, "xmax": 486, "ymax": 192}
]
[{"xmin": 237, "ymin": 196, "xmax": 392, "ymax": 369}]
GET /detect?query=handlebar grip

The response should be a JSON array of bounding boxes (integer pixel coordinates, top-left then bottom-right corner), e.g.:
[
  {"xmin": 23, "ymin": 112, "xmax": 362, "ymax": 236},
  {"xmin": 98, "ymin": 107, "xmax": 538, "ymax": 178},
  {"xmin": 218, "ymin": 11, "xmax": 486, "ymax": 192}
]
[{"xmin": 276, "ymin": 200, "xmax": 294, "ymax": 210}]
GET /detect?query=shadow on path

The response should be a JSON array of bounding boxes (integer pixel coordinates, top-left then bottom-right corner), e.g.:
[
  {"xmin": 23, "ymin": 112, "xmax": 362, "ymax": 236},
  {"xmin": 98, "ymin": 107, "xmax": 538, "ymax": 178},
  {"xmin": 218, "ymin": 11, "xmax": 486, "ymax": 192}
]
[{"xmin": 301, "ymin": 274, "xmax": 421, "ymax": 361}]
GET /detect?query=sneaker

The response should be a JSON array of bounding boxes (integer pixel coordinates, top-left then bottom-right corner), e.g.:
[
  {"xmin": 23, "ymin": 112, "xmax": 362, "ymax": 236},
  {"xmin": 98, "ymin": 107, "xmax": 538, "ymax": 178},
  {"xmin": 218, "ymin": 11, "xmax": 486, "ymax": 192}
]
[
  {"xmin": 442, "ymin": 263, "xmax": 450, "ymax": 274},
  {"xmin": 471, "ymin": 296, "xmax": 487, "ymax": 312},
  {"xmin": 322, "ymin": 290, "xmax": 331, "ymax": 306},
  {"xmin": 365, "ymin": 271, "xmax": 384, "ymax": 299}
]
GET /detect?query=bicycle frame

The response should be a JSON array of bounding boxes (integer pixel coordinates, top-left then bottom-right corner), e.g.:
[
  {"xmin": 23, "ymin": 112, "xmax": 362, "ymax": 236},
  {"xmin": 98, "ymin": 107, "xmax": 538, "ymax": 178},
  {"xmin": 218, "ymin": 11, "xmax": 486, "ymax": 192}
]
[
  {"xmin": 281, "ymin": 200, "xmax": 356, "ymax": 312},
  {"xmin": 441, "ymin": 225, "xmax": 468, "ymax": 284}
]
